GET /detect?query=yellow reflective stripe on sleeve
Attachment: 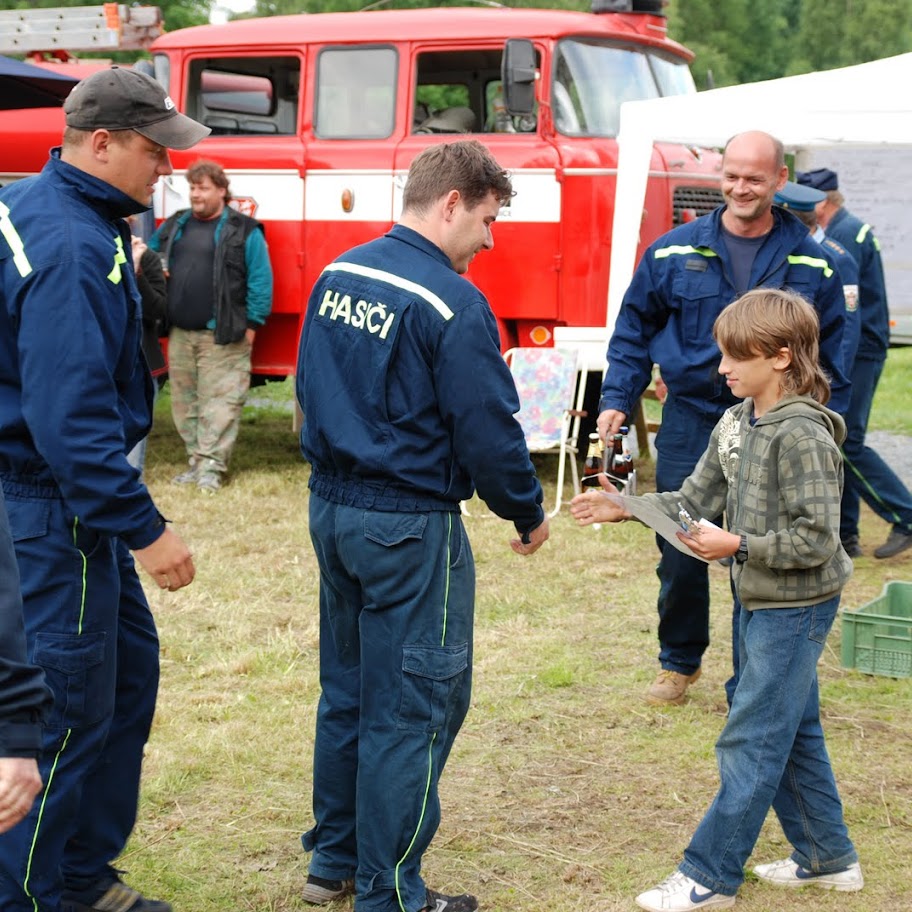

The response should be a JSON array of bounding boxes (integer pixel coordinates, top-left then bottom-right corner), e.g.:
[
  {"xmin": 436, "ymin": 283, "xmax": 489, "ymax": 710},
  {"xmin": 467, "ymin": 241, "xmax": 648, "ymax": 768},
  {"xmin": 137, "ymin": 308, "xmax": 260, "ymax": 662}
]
[
  {"xmin": 855, "ymin": 223, "xmax": 881, "ymax": 250},
  {"xmin": 0, "ymin": 200, "xmax": 33, "ymax": 278},
  {"xmin": 107, "ymin": 234, "xmax": 126, "ymax": 284},
  {"xmin": 654, "ymin": 245, "xmax": 718, "ymax": 259},
  {"xmin": 787, "ymin": 254, "xmax": 833, "ymax": 278}
]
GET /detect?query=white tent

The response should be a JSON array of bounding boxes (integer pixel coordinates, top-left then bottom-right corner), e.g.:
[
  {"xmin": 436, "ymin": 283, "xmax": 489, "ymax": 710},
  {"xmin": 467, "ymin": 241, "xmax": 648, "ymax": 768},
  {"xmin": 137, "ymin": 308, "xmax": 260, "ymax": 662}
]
[{"xmin": 606, "ymin": 52, "xmax": 912, "ymax": 337}]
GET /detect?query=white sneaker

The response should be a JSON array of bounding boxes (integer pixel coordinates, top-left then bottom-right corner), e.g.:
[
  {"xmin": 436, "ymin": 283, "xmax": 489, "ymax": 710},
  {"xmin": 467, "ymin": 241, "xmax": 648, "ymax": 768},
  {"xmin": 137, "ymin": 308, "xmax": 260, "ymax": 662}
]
[
  {"xmin": 635, "ymin": 871, "xmax": 736, "ymax": 911},
  {"xmin": 752, "ymin": 858, "xmax": 863, "ymax": 892}
]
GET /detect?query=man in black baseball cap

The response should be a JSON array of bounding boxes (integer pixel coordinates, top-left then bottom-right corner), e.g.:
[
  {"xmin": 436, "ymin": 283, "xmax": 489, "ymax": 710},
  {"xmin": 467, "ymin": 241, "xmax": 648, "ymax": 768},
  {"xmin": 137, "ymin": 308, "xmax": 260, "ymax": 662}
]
[
  {"xmin": 0, "ymin": 63, "xmax": 207, "ymax": 912},
  {"xmin": 64, "ymin": 65, "xmax": 210, "ymax": 150}
]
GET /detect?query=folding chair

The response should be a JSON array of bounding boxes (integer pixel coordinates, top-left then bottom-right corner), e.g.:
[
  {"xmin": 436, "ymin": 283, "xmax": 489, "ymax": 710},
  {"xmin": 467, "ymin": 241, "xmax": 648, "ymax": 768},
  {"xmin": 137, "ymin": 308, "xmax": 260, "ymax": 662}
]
[{"xmin": 505, "ymin": 347, "xmax": 587, "ymax": 517}]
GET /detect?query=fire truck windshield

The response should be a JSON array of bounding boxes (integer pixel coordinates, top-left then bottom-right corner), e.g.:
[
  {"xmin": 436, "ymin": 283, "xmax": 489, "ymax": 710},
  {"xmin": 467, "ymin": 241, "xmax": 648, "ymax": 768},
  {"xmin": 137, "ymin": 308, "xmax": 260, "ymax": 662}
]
[{"xmin": 552, "ymin": 39, "xmax": 696, "ymax": 137}]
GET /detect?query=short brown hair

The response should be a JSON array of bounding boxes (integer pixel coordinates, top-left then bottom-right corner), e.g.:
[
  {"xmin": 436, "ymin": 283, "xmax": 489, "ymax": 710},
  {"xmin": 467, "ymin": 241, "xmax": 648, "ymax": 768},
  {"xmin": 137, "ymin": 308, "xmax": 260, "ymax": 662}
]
[
  {"xmin": 402, "ymin": 140, "xmax": 514, "ymax": 215},
  {"xmin": 62, "ymin": 125, "xmax": 139, "ymax": 149},
  {"xmin": 714, "ymin": 288, "xmax": 831, "ymax": 404},
  {"xmin": 186, "ymin": 159, "xmax": 231, "ymax": 202}
]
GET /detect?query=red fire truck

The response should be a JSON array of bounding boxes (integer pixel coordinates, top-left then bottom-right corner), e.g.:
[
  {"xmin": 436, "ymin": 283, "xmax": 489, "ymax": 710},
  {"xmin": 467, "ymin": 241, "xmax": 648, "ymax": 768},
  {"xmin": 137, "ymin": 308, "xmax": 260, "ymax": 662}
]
[{"xmin": 0, "ymin": 1, "xmax": 723, "ymax": 381}]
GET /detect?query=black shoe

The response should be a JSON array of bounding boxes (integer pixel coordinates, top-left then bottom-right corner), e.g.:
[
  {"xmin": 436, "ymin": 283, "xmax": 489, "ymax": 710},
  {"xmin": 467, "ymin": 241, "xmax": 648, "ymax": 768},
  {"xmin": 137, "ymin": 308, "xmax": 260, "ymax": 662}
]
[
  {"xmin": 422, "ymin": 887, "xmax": 479, "ymax": 912},
  {"xmin": 302, "ymin": 873, "xmax": 355, "ymax": 904},
  {"xmin": 61, "ymin": 876, "xmax": 171, "ymax": 912},
  {"xmin": 873, "ymin": 527, "xmax": 912, "ymax": 559},
  {"xmin": 842, "ymin": 535, "xmax": 863, "ymax": 558}
]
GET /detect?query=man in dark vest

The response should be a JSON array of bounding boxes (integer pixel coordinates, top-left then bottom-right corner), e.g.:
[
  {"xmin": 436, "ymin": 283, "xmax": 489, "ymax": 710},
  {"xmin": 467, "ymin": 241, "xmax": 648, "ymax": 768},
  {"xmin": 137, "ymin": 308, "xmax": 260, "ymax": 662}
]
[{"xmin": 149, "ymin": 160, "xmax": 273, "ymax": 493}]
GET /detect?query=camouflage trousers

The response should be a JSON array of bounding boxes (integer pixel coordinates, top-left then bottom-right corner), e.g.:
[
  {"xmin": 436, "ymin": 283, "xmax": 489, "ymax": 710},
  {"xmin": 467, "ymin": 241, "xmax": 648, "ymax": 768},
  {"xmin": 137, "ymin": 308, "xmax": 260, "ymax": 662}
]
[{"xmin": 168, "ymin": 327, "xmax": 251, "ymax": 475}]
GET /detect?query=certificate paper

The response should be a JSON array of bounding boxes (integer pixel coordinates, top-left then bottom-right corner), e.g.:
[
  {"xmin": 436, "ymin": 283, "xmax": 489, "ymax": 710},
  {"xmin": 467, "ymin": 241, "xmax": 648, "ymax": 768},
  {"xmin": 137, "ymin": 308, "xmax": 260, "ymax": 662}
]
[{"xmin": 605, "ymin": 494, "xmax": 710, "ymax": 563}]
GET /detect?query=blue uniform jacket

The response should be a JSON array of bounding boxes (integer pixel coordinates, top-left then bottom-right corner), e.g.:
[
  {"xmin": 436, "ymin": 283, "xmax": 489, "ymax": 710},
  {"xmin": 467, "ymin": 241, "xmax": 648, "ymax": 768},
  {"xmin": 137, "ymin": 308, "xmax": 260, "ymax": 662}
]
[
  {"xmin": 824, "ymin": 206, "xmax": 890, "ymax": 361},
  {"xmin": 297, "ymin": 224, "xmax": 544, "ymax": 535},
  {"xmin": 600, "ymin": 205, "xmax": 850, "ymax": 420},
  {"xmin": 0, "ymin": 152, "xmax": 165, "ymax": 550},
  {"xmin": 820, "ymin": 235, "xmax": 861, "ymax": 372}
]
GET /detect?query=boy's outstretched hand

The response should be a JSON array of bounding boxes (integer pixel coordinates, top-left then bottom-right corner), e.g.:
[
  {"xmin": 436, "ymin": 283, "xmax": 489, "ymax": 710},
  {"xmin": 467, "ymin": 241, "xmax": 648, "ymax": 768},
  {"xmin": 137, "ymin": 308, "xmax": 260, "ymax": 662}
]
[
  {"xmin": 570, "ymin": 475, "xmax": 631, "ymax": 526},
  {"xmin": 677, "ymin": 525, "xmax": 742, "ymax": 562}
]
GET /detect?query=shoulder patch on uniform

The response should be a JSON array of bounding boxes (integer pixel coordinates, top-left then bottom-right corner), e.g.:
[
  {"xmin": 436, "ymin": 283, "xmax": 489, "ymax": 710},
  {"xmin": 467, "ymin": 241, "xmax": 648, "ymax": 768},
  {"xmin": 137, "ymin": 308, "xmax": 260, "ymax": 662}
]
[
  {"xmin": 823, "ymin": 238, "xmax": 847, "ymax": 256},
  {"xmin": 843, "ymin": 285, "xmax": 859, "ymax": 312}
]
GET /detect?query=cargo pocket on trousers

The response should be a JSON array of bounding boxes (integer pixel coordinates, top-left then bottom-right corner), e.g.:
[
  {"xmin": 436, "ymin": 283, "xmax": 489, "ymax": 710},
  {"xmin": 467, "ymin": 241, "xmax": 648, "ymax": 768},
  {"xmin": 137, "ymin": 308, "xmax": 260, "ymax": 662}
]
[
  {"xmin": 397, "ymin": 643, "xmax": 469, "ymax": 733},
  {"xmin": 32, "ymin": 631, "xmax": 111, "ymax": 729},
  {"xmin": 363, "ymin": 512, "xmax": 428, "ymax": 547}
]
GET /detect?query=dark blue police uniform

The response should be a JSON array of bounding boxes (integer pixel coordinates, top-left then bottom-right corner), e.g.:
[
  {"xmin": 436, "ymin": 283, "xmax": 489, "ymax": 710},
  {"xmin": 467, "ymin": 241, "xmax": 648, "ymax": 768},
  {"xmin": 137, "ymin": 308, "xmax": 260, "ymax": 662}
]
[
  {"xmin": 797, "ymin": 168, "xmax": 912, "ymax": 549},
  {"xmin": 774, "ymin": 180, "xmax": 861, "ymax": 370}
]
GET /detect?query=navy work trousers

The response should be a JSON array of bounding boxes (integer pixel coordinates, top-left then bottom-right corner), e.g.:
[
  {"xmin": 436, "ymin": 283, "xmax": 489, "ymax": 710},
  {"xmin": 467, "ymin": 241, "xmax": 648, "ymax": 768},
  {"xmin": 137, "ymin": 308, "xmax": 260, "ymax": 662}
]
[
  {"xmin": 304, "ymin": 495, "xmax": 474, "ymax": 912},
  {"xmin": 839, "ymin": 355, "xmax": 912, "ymax": 541},
  {"xmin": 653, "ymin": 397, "xmax": 726, "ymax": 676},
  {"xmin": 0, "ymin": 483, "xmax": 159, "ymax": 912}
]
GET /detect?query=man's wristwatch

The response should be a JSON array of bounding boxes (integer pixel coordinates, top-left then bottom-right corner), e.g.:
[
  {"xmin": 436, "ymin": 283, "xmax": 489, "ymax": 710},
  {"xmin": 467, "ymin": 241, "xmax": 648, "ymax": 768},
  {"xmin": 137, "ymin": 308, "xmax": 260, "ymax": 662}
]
[{"xmin": 734, "ymin": 534, "xmax": 749, "ymax": 564}]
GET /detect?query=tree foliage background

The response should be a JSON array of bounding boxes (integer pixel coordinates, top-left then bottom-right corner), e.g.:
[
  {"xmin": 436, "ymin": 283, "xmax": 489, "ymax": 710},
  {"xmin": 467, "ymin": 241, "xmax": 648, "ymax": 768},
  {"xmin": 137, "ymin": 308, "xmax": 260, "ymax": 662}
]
[{"xmin": 2, "ymin": 0, "xmax": 911, "ymax": 87}]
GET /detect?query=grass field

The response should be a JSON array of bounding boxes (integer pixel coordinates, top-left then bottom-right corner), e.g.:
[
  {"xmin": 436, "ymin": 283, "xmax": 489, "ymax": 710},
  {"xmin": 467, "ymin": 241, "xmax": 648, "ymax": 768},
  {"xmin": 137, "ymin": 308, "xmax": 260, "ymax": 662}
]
[{"xmin": 121, "ymin": 349, "xmax": 911, "ymax": 912}]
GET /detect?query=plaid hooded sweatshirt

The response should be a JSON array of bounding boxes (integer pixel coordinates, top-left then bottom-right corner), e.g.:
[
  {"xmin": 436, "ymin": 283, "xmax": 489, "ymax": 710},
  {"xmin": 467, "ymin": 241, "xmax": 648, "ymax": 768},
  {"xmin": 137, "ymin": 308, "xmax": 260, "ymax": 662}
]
[{"xmin": 641, "ymin": 395, "xmax": 853, "ymax": 611}]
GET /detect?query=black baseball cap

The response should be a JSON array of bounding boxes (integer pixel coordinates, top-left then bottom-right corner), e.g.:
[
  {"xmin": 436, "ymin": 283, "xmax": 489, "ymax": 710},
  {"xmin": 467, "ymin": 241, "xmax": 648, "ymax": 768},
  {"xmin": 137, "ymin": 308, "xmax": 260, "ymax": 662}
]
[{"xmin": 64, "ymin": 66, "xmax": 210, "ymax": 150}]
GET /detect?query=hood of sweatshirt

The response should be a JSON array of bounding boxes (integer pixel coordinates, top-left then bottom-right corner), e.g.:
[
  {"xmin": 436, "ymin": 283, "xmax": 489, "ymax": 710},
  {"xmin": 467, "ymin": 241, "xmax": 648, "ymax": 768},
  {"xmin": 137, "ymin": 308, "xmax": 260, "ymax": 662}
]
[{"xmin": 749, "ymin": 395, "xmax": 846, "ymax": 447}]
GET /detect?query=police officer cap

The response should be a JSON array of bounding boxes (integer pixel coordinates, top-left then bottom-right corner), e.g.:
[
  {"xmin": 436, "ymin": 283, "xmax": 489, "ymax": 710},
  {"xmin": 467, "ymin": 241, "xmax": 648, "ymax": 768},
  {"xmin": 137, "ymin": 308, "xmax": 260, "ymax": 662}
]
[
  {"xmin": 775, "ymin": 180, "xmax": 826, "ymax": 212},
  {"xmin": 795, "ymin": 168, "xmax": 839, "ymax": 191}
]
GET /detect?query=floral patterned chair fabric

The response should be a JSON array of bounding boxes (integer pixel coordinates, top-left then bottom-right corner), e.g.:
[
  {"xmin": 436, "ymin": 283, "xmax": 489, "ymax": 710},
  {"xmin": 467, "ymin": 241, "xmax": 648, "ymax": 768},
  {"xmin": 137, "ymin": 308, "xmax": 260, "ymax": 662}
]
[{"xmin": 505, "ymin": 347, "xmax": 586, "ymax": 517}]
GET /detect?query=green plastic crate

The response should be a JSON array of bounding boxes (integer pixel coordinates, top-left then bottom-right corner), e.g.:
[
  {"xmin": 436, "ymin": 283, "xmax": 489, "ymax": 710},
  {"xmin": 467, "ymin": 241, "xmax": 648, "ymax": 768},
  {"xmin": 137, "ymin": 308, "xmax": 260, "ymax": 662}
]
[{"xmin": 841, "ymin": 581, "xmax": 912, "ymax": 678}]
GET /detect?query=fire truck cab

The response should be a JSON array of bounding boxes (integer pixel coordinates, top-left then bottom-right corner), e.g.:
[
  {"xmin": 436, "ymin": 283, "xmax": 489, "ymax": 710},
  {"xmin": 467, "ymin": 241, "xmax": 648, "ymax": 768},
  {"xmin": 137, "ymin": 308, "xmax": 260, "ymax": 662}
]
[
  {"xmin": 147, "ymin": 1, "xmax": 723, "ymax": 378},
  {"xmin": 1, "ymin": 2, "xmax": 724, "ymax": 380}
]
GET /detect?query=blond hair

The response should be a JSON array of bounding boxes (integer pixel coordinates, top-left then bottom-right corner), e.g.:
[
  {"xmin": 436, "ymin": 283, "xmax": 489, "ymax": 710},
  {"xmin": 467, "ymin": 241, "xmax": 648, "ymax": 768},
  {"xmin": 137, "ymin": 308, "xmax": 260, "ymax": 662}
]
[{"xmin": 713, "ymin": 288, "xmax": 831, "ymax": 404}]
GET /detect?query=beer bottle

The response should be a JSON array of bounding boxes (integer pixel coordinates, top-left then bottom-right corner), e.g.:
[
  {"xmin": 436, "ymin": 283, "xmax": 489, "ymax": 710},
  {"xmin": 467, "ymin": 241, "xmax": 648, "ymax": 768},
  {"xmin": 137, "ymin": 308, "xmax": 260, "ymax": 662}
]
[
  {"xmin": 583, "ymin": 432, "xmax": 602, "ymax": 485},
  {"xmin": 621, "ymin": 428, "xmax": 636, "ymax": 494},
  {"xmin": 610, "ymin": 432, "xmax": 627, "ymax": 478}
]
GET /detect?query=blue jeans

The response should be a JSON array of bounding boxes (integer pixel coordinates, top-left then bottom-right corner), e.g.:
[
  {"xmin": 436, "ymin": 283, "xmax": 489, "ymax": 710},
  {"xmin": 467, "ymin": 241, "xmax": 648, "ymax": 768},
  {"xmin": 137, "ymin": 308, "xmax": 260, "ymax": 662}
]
[
  {"xmin": 680, "ymin": 597, "xmax": 857, "ymax": 896},
  {"xmin": 840, "ymin": 355, "xmax": 912, "ymax": 540},
  {"xmin": 654, "ymin": 398, "xmax": 725, "ymax": 675},
  {"xmin": 303, "ymin": 496, "xmax": 474, "ymax": 912}
]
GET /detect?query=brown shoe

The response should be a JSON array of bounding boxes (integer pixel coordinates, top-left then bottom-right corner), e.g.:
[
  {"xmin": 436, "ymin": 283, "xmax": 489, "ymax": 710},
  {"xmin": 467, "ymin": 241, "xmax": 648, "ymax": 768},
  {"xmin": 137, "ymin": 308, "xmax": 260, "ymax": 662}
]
[{"xmin": 646, "ymin": 668, "xmax": 702, "ymax": 705}]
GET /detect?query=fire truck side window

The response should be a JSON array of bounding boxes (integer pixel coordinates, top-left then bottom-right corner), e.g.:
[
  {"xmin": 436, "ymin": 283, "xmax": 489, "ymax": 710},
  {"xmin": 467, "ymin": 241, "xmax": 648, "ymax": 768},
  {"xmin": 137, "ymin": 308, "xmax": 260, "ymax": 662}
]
[
  {"xmin": 186, "ymin": 57, "xmax": 300, "ymax": 136},
  {"xmin": 413, "ymin": 48, "xmax": 540, "ymax": 135},
  {"xmin": 315, "ymin": 47, "xmax": 397, "ymax": 140}
]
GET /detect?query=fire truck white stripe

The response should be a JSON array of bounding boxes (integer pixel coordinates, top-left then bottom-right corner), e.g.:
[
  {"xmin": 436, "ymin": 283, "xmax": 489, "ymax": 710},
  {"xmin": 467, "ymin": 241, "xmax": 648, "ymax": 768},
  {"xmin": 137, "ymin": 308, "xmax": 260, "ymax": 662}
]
[
  {"xmin": 155, "ymin": 169, "xmax": 562, "ymax": 224},
  {"xmin": 323, "ymin": 261, "xmax": 454, "ymax": 320}
]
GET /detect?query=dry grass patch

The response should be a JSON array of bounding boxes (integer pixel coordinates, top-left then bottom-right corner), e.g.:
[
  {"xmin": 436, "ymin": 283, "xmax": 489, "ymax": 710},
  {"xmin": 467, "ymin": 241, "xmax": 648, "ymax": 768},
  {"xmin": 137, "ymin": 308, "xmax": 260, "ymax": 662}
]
[{"xmin": 115, "ymin": 394, "xmax": 912, "ymax": 912}]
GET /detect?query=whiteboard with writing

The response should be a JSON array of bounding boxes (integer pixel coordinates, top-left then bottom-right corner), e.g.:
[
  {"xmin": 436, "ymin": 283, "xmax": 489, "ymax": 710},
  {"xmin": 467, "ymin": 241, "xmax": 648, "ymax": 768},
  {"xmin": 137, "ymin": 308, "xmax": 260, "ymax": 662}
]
[{"xmin": 797, "ymin": 146, "xmax": 912, "ymax": 338}]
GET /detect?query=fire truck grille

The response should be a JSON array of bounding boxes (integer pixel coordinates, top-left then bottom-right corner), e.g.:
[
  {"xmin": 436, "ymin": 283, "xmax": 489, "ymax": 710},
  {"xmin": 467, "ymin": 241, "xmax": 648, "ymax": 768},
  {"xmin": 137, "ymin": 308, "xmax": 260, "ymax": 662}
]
[{"xmin": 673, "ymin": 186, "xmax": 724, "ymax": 225}]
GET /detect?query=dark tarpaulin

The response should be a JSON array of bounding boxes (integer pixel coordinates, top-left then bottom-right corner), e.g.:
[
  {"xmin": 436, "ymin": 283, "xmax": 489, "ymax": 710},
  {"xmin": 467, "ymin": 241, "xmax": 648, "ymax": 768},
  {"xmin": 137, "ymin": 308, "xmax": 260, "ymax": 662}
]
[{"xmin": 0, "ymin": 54, "xmax": 78, "ymax": 110}]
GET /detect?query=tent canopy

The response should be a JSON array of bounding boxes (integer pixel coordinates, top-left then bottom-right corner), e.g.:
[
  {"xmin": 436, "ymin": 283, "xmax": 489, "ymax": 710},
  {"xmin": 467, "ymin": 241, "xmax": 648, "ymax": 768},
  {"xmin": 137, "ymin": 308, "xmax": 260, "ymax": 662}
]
[
  {"xmin": 0, "ymin": 54, "xmax": 78, "ymax": 110},
  {"xmin": 606, "ymin": 52, "xmax": 912, "ymax": 335}
]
